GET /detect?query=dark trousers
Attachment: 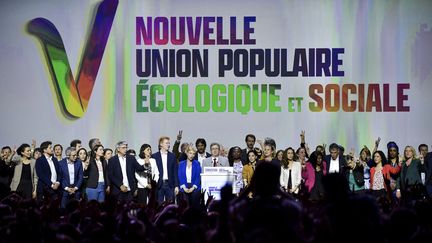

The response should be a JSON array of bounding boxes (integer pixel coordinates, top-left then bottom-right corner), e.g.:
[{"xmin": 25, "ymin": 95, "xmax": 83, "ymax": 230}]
[
  {"xmin": 61, "ymin": 190, "xmax": 81, "ymax": 208},
  {"xmin": 37, "ymin": 186, "xmax": 60, "ymax": 202},
  {"xmin": 136, "ymin": 188, "xmax": 150, "ymax": 204},
  {"xmin": 181, "ymin": 183, "xmax": 200, "ymax": 208},
  {"xmin": 116, "ymin": 191, "xmax": 133, "ymax": 202},
  {"xmin": 370, "ymin": 189, "xmax": 387, "ymax": 199},
  {"xmin": 426, "ymin": 184, "xmax": 432, "ymax": 199},
  {"xmin": 158, "ymin": 180, "xmax": 174, "ymax": 203}
]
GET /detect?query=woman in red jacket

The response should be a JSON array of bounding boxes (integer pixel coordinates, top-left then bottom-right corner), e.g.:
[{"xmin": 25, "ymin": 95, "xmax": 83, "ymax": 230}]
[{"xmin": 369, "ymin": 150, "xmax": 401, "ymax": 199}]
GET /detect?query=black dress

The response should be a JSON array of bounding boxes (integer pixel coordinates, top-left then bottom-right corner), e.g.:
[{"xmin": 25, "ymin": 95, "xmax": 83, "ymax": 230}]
[
  {"xmin": 309, "ymin": 169, "xmax": 324, "ymax": 202},
  {"xmin": 16, "ymin": 163, "xmax": 32, "ymax": 199}
]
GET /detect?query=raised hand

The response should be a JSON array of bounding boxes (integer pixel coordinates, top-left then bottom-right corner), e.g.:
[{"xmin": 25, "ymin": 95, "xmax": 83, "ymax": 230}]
[
  {"xmin": 300, "ymin": 130, "xmax": 305, "ymax": 143},
  {"xmin": 305, "ymin": 143, "xmax": 311, "ymax": 156},
  {"xmin": 375, "ymin": 137, "xmax": 381, "ymax": 148},
  {"xmin": 177, "ymin": 130, "xmax": 183, "ymax": 141},
  {"xmin": 206, "ymin": 191, "xmax": 214, "ymax": 207}
]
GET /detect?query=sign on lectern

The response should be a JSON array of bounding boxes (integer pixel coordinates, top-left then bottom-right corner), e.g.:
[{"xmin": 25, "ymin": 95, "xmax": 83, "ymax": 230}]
[{"xmin": 201, "ymin": 167, "xmax": 235, "ymax": 200}]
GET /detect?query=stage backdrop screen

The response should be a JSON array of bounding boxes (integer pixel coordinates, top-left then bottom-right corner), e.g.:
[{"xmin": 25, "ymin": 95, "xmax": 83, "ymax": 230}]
[{"xmin": 1, "ymin": 0, "xmax": 431, "ymax": 150}]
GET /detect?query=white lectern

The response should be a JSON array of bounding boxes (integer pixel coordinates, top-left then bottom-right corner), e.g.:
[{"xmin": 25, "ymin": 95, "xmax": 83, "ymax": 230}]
[{"xmin": 201, "ymin": 167, "xmax": 235, "ymax": 200}]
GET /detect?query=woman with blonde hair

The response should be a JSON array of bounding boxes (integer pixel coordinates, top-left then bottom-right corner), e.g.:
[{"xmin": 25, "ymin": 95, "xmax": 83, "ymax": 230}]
[
  {"xmin": 396, "ymin": 146, "xmax": 425, "ymax": 200},
  {"xmin": 178, "ymin": 145, "xmax": 201, "ymax": 208}
]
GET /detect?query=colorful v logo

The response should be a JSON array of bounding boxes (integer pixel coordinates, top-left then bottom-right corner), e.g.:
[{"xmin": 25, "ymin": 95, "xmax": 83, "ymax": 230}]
[{"xmin": 28, "ymin": 0, "xmax": 118, "ymax": 119}]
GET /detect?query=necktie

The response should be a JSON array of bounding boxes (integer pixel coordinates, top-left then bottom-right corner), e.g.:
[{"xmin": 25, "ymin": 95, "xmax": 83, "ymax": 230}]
[
  {"xmin": 213, "ymin": 158, "xmax": 217, "ymax": 167},
  {"xmin": 288, "ymin": 169, "xmax": 292, "ymax": 190}
]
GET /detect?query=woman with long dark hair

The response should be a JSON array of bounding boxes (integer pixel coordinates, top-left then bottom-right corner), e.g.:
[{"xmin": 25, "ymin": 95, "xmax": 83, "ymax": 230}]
[
  {"xmin": 242, "ymin": 149, "xmax": 258, "ymax": 188},
  {"xmin": 85, "ymin": 145, "xmax": 109, "ymax": 202},
  {"xmin": 280, "ymin": 147, "xmax": 301, "ymax": 194},
  {"xmin": 10, "ymin": 144, "xmax": 38, "ymax": 199},
  {"xmin": 370, "ymin": 150, "xmax": 400, "ymax": 200},
  {"xmin": 135, "ymin": 144, "xmax": 159, "ymax": 204}
]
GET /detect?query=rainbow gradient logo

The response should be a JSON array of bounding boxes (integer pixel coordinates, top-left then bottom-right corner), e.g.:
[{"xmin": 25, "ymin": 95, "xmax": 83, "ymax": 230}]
[{"xmin": 27, "ymin": 0, "xmax": 118, "ymax": 119}]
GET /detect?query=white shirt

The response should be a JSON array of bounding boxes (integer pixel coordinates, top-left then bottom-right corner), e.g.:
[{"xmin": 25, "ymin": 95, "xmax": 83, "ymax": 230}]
[
  {"xmin": 136, "ymin": 158, "xmax": 160, "ymax": 188},
  {"xmin": 67, "ymin": 161, "xmax": 75, "ymax": 185},
  {"xmin": 329, "ymin": 157, "xmax": 340, "ymax": 173},
  {"xmin": 46, "ymin": 155, "xmax": 57, "ymax": 183},
  {"xmin": 186, "ymin": 165, "xmax": 192, "ymax": 183},
  {"xmin": 96, "ymin": 159, "xmax": 104, "ymax": 183},
  {"xmin": 119, "ymin": 155, "xmax": 130, "ymax": 190},
  {"xmin": 161, "ymin": 151, "xmax": 168, "ymax": 180},
  {"xmin": 197, "ymin": 152, "xmax": 207, "ymax": 167},
  {"xmin": 280, "ymin": 162, "xmax": 302, "ymax": 193}
]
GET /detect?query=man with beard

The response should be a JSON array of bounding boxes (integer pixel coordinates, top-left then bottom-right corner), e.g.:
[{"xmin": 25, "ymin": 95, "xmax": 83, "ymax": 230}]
[{"xmin": 35, "ymin": 141, "xmax": 61, "ymax": 201}]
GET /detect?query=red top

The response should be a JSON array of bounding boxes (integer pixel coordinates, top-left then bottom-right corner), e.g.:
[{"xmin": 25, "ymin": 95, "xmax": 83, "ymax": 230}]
[{"xmin": 370, "ymin": 164, "xmax": 401, "ymax": 192}]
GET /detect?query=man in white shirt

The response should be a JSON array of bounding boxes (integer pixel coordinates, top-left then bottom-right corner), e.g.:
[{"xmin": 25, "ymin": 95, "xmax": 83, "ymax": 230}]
[
  {"xmin": 107, "ymin": 141, "xmax": 147, "ymax": 202},
  {"xmin": 152, "ymin": 136, "xmax": 179, "ymax": 203},
  {"xmin": 35, "ymin": 141, "xmax": 61, "ymax": 201},
  {"xmin": 59, "ymin": 147, "xmax": 83, "ymax": 208},
  {"xmin": 325, "ymin": 143, "xmax": 347, "ymax": 175},
  {"xmin": 193, "ymin": 138, "xmax": 211, "ymax": 167}
]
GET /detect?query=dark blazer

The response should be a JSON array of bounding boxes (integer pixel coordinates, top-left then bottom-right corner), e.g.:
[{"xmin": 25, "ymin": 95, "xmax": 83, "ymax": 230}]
[
  {"xmin": 107, "ymin": 154, "xmax": 145, "ymax": 195},
  {"xmin": 397, "ymin": 159, "xmax": 424, "ymax": 190},
  {"xmin": 59, "ymin": 158, "xmax": 83, "ymax": 190},
  {"xmin": 0, "ymin": 159, "xmax": 14, "ymax": 189},
  {"xmin": 425, "ymin": 152, "xmax": 432, "ymax": 186},
  {"xmin": 325, "ymin": 155, "xmax": 347, "ymax": 175},
  {"xmin": 193, "ymin": 152, "xmax": 211, "ymax": 161},
  {"xmin": 35, "ymin": 155, "xmax": 61, "ymax": 193},
  {"xmin": 152, "ymin": 151, "xmax": 179, "ymax": 188},
  {"xmin": 85, "ymin": 158, "xmax": 109, "ymax": 188},
  {"xmin": 178, "ymin": 160, "xmax": 201, "ymax": 192},
  {"xmin": 241, "ymin": 148, "xmax": 252, "ymax": 165}
]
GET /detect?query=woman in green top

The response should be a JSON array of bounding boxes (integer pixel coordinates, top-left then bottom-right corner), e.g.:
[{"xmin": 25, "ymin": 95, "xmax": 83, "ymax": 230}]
[{"xmin": 396, "ymin": 145, "xmax": 425, "ymax": 200}]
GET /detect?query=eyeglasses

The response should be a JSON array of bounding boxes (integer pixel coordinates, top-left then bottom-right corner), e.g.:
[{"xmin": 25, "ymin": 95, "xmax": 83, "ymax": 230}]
[{"xmin": 119, "ymin": 146, "xmax": 128, "ymax": 149}]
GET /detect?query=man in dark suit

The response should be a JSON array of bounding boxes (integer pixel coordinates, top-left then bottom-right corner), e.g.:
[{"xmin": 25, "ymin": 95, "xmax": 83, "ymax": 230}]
[
  {"xmin": 59, "ymin": 147, "xmax": 83, "ymax": 208},
  {"xmin": 325, "ymin": 143, "xmax": 347, "ymax": 175},
  {"xmin": 424, "ymin": 150, "xmax": 432, "ymax": 199},
  {"xmin": 241, "ymin": 134, "xmax": 256, "ymax": 164},
  {"xmin": 35, "ymin": 141, "xmax": 61, "ymax": 201},
  {"xmin": 107, "ymin": 141, "xmax": 146, "ymax": 202},
  {"xmin": 152, "ymin": 136, "xmax": 179, "ymax": 203},
  {"xmin": 193, "ymin": 138, "xmax": 211, "ymax": 167}
]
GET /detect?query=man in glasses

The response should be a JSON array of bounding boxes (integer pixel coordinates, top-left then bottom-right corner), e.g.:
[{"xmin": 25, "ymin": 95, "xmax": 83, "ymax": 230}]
[
  {"xmin": 107, "ymin": 141, "xmax": 148, "ymax": 202},
  {"xmin": 59, "ymin": 147, "xmax": 83, "ymax": 208}
]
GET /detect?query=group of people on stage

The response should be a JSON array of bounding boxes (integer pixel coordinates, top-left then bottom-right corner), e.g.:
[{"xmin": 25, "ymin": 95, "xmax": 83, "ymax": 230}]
[{"xmin": 1, "ymin": 131, "xmax": 432, "ymax": 208}]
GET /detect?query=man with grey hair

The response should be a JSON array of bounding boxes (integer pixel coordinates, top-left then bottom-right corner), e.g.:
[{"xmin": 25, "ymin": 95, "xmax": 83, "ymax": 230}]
[
  {"xmin": 59, "ymin": 147, "xmax": 83, "ymax": 208},
  {"xmin": 88, "ymin": 138, "xmax": 101, "ymax": 150},
  {"xmin": 108, "ymin": 141, "xmax": 147, "ymax": 201},
  {"xmin": 202, "ymin": 143, "xmax": 229, "ymax": 170}
]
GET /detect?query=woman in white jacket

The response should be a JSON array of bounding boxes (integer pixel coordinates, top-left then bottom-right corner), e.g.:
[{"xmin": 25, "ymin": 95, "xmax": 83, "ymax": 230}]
[
  {"xmin": 280, "ymin": 147, "xmax": 302, "ymax": 194},
  {"xmin": 135, "ymin": 144, "xmax": 159, "ymax": 204}
]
